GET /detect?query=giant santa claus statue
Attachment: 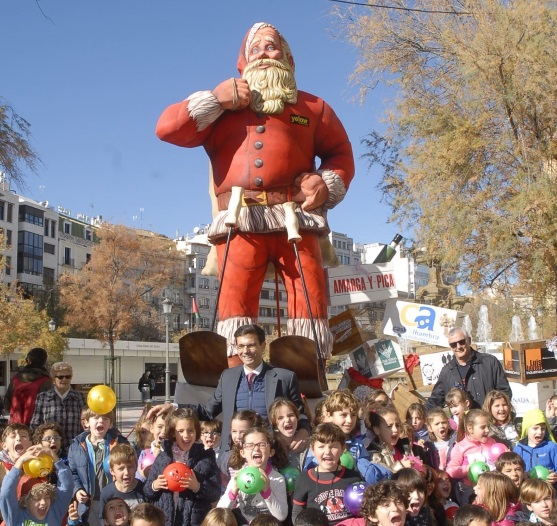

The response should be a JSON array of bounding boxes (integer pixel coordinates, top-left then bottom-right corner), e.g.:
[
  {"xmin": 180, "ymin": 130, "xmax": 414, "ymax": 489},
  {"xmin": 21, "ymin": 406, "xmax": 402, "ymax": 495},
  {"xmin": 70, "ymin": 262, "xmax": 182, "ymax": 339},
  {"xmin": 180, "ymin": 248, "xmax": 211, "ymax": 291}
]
[{"xmin": 156, "ymin": 22, "xmax": 355, "ymax": 361}]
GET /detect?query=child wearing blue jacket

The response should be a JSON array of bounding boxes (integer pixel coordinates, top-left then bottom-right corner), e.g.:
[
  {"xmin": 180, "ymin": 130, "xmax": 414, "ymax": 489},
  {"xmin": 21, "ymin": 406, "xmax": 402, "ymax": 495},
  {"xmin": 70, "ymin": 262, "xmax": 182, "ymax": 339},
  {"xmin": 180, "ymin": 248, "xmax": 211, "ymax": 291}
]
[
  {"xmin": 513, "ymin": 408, "xmax": 557, "ymax": 485},
  {"xmin": 0, "ymin": 444, "xmax": 74, "ymax": 526},
  {"xmin": 68, "ymin": 407, "xmax": 129, "ymax": 526}
]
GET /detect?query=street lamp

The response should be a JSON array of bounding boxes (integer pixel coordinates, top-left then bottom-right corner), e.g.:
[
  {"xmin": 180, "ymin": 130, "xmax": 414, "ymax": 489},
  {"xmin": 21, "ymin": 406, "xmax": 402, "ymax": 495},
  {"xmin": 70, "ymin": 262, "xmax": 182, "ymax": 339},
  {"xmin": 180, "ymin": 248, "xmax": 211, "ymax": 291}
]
[
  {"xmin": 48, "ymin": 319, "xmax": 56, "ymax": 332},
  {"xmin": 162, "ymin": 298, "xmax": 173, "ymax": 403}
]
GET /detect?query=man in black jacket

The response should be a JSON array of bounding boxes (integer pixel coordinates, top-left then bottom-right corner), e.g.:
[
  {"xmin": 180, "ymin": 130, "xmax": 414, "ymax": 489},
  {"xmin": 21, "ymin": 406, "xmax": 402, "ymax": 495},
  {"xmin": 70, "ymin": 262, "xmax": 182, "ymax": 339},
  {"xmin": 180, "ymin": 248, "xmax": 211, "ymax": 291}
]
[{"xmin": 425, "ymin": 327, "xmax": 512, "ymax": 411}]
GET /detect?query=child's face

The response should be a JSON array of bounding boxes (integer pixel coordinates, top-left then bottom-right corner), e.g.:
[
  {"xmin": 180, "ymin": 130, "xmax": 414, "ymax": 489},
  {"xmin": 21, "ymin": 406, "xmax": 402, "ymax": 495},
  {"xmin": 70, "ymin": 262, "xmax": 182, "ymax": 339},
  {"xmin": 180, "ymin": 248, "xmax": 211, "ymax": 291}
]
[
  {"xmin": 2, "ymin": 429, "xmax": 32, "ymax": 461},
  {"xmin": 449, "ymin": 400, "xmax": 469, "ymax": 419},
  {"xmin": 375, "ymin": 394, "xmax": 389, "ymax": 404},
  {"xmin": 369, "ymin": 497, "xmax": 406, "ymax": 526},
  {"xmin": 437, "ymin": 473, "xmax": 451, "ymax": 499},
  {"xmin": 240, "ymin": 431, "xmax": 273, "ymax": 469},
  {"xmin": 28, "ymin": 492, "xmax": 51, "ymax": 521},
  {"xmin": 407, "ymin": 488, "xmax": 425, "ymax": 517},
  {"xmin": 200, "ymin": 428, "xmax": 221, "ymax": 450},
  {"xmin": 110, "ymin": 462, "xmax": 137, "ymax": 489},
  {"xmin": 274, "ymin": 404, "xmax": 298, "ymax": 439},
  {"xmin": 40, "ymin": 429, "xmax": 63, "ymax": 454},
  {"xmin": 89, "ymin": 415, "xmax": 112, "ymax": 441},
  {"xmin": 500, "ymin": 463, "xmax": 524, "ymax": 488},
  {"xmin": 131, "ymin": 520, "xmax": 159, "ymax": 526},
  {"xmin": 428, "ymin": 415, "xmax": 449, "ymax": 441},
  {"xmin": 328, "ymin": 408, "xmax": 358, "ymax": 436},
  {"xmin": 468, "ymin": 416, "xmax": 490, "ymax": 443},
  {"xmin": 81, "ymin": 413, "xmax": 90, "ymax": 430},
  {"xmin": 150, "ymin": 415, "xmax": 166, "ymax": 444},
  {"xmin": 174, "ymin": 418, "xmax": 196, "ymax": 452},
  {"xmin": 373, "ymin": 412, "xmax": 401, "ymax": 447},
  {"xmin": 528, "ymin": 423, "xmax": 547, "ymax": 446},
  {"xmin": 491, "ymin": 398, "xmax": 510, "ymax": 425},
  {"xmin": 312, "ymin": 439, "xmax": 343, "ymax": 472},
  {"xmin": 409, "ymin": 411, "xmax": 425, "ymax": 431},
  {"xmin": 104, "ymin": 498, "xmax": 129, "ymax": 526},
  {"xmin": 527, "ymin": 495, "xmax": 554, "ymax": 523},
  {"xmin": 230, "ymin": 418, "xmax": 251, "ymax": 446}
]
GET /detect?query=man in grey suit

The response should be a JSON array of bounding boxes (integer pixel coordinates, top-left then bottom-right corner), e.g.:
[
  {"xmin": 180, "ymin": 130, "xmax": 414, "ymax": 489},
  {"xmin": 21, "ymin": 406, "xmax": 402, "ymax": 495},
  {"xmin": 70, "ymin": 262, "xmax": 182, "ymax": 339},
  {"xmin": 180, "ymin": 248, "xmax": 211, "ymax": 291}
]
[{"xmin": 149, "ymin": 324, "xmax": 310, "ymax": 455}]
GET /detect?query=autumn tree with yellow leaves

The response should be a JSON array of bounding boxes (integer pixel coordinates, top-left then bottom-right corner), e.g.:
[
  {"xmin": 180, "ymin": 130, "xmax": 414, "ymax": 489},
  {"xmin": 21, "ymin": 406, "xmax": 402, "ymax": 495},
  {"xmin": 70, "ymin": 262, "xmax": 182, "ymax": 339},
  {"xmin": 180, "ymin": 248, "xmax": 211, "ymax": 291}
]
[
  {"xmin": 338, "ymin": 0, "xmax": 557, "ymax": 320},
  {"xmin": 59, "ymin": 224, "xmax": 182, "ymax": 389}
]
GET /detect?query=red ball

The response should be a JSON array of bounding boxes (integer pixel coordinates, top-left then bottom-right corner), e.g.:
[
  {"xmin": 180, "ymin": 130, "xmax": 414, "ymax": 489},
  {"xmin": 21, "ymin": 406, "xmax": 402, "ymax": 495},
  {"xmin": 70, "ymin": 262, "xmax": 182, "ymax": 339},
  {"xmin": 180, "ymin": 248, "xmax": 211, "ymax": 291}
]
[{"xmin": 163, "ymin": 462, "xmax": 192, "ymax": 492}]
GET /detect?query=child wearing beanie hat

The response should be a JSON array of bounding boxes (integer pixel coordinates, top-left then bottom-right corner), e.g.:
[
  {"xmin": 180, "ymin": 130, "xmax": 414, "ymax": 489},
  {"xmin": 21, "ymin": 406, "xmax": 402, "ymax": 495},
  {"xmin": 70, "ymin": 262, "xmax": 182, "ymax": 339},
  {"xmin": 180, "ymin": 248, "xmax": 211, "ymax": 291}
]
[{"xmin": 513, "ymin": 409, "xmax": 557, "ymax": 485}]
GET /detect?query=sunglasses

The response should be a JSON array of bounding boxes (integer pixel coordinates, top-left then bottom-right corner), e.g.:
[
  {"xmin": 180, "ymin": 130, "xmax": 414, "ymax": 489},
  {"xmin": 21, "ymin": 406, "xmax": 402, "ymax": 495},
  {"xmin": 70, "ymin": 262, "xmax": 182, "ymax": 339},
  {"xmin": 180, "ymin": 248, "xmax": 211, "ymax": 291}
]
[
  {"xmin": 55, "ymin": 375, "xmax": 72, "ymax": 380},
  {"xmin": 449, "ymin": 338, "xmax": 467, "ymax": 349}
]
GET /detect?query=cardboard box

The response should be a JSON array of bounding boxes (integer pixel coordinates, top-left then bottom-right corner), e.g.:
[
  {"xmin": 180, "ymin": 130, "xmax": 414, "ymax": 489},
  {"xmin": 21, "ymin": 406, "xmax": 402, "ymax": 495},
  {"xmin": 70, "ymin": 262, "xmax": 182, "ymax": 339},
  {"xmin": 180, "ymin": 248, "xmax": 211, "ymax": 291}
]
[
  {"xmin": 329, "ymin": 308, "xmax": 376, "ymax": 356},
  {"xmin": 502, "ymin": 339, "xmax": 557, "ymax": 383},
  {"xmin": 348, "ymin": 338, "xmax": 404, "ymax": 379},
  {"xmin": 510, "ymin": 381, "xmax": 554, "ymax": 416}
]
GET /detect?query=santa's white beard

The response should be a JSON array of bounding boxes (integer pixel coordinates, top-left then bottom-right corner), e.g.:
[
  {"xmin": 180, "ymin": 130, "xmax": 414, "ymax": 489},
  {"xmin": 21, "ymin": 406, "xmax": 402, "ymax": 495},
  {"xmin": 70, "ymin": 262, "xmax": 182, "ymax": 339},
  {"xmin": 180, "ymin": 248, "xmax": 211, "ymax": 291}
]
[{"xmin": 243, "ymin": 58, "xmax": 298, "ymax": 114}]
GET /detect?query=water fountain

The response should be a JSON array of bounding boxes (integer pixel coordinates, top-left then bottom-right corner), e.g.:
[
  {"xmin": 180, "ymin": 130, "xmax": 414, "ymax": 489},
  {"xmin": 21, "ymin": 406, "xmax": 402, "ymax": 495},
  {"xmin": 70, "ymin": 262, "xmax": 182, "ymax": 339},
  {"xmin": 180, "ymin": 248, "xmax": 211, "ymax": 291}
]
[
  {"xmin": 476, "ymin": 305, "xmax": 492, "ymax": 351},
  {"xmin": 528, "ymin": 315, "xmax": 538, "ymax": 340},
  {"xmin": 509, "ymin": 315, "xmax": 524, "ymax": 341},
  {"xmin": 463, "ymin": 315, "xmax": 473, "ymax": 339}
]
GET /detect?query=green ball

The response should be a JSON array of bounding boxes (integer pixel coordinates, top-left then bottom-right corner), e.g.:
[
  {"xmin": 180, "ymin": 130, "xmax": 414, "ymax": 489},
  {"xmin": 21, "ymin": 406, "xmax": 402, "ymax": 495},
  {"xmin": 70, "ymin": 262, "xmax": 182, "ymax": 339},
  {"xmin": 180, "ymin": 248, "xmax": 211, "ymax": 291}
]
[
  {"xmin": 236, "ymin": 467, "xmax": 266, "ymax": 495},
  {"xmin": 468, "ymin": 461, "xmax": 490, "ymax": 484},
  {"xmin": 530, "ymin": 465, "xmax": 550, "ymax": 480},
  {"xmin": 280, "ymin": 466, "xmax": 301, "ymax": 492},
  {"xmin": 340, "ymin": 450, "xmax": 355, "ymax": 470}
]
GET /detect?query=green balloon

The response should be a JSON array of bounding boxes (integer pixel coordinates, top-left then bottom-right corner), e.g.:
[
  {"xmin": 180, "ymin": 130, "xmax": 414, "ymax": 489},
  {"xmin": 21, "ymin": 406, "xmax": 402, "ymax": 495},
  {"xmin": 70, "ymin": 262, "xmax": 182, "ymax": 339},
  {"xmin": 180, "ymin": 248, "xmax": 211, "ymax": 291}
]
[
  {"xmin": 340, "ymin": 450, "xmax": 355, "ymax": 470},
  {"xmin": 530, "ymin": 465, "xmax": 550, "ymax": 480},
  {"xmin": 280, "ymin": 466, "xmax": 301, "ymax": 492},
  {"xmin": 236, "ymin": 467, "xmax": 266, "ymax": 495},
  {"xmin": 468, "ymin": 461, "xmax": 490, "ymax": 484}
]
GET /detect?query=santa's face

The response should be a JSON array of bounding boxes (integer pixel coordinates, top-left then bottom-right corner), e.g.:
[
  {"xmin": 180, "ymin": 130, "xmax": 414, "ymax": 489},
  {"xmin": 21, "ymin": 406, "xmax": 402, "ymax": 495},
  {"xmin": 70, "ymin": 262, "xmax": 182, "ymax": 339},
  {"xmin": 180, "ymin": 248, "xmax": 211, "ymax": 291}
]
[{"xmin": 247, "ymin": 26, "xmax": 284, "ymax": 64}]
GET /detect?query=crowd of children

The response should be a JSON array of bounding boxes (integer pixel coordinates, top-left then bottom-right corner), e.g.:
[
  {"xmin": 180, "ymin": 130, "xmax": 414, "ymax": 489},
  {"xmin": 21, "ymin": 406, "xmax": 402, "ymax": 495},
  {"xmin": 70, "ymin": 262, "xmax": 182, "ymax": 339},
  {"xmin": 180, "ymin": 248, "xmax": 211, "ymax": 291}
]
[{"xmin": 2, "ymin": 384, "xmax": 557, "ymax": 525}]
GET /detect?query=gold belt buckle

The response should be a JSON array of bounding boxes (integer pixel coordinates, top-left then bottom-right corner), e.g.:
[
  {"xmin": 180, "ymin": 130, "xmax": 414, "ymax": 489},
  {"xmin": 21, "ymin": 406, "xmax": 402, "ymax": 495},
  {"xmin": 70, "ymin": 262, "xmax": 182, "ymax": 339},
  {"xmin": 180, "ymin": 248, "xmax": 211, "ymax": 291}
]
[{"xmin": 242, "ymin": 190, "xmax": 268, "ymax": 206}]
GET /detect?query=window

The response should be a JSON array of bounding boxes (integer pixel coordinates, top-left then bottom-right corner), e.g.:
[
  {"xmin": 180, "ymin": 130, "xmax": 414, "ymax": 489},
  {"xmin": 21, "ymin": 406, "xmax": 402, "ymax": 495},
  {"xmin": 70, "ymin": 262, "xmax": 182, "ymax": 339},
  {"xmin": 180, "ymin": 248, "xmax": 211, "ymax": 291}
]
[
  {"xmin": 260, "ymin": 290, "xmax": 270, "ymax": 300},
  {"xmin": 173, "ymin": 314, "xmax": 181, "ymax": 331},
  {"xmin": 189, "ymin": 276, "xmax": 196, "ymax": 288},
  {"xmin": 44, "ymin": 242, "xmax": 55, "ymax": 255},
  {"xmin": 6, "ymin": 230, "xmax": 12, "ymax": 246},
  {"xmin": 7, "ymin": 203, "xmax": 13, "ymax": 223},
  {"xmin": 64, "ymin": 222, "xmax": 71, "ymax": 234},
  {"xmin": 85, "ymin": 229, "xmax": 92, "ymax": 241},
  {"xmin": 199, "ymin": 297, "xmax": 210, "ymax": 309},
  {"xmin": 19, "ymin": 205, "xmax": 44, "ymax": 227},
  {"xmin": 43, "ymin": 267, "xmax": 55, "ymax": 286},
  {"xmin": 4, "ymin": 256, "xmax": 11, "ymax": 276},
  {"xmin": 0, "ymin": 200, "xmax": 4, "ymax": 221},
  {"xmin": 44, "ymin": 219, "xmax": 49, "ymax": 237},
  {"xmin": 201, "ymin": 317, "xmax": 210, "ymax": 328},
  {"xmin": 198, "ymin": 258, "xmax": 206, "ymax": 269},
  {"xmin": 86, "ymin": 253, "xmax": 91, "ymax": 263},
  {"xmin": 63, "ymin": 247, "xmax": 73, "ymax": 266},
  {"xmin": 200, "ymin": 278, "xmax": 209, "ymax": 289},
  {"xmin": 50, "ymin": 220, "xmax": 56, "ymax": 238}
]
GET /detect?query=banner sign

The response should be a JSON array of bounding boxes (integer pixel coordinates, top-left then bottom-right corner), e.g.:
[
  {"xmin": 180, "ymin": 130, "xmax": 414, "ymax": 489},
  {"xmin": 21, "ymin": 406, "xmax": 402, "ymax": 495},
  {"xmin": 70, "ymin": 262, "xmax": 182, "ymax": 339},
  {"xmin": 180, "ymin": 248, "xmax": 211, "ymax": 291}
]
[
  {"xmin": 326, "ymin": 263, "xmax": 398, "ymax": 307},
  {"xmin": 382, "ymin": 300, "xmax": 464, "ymax": 347}
]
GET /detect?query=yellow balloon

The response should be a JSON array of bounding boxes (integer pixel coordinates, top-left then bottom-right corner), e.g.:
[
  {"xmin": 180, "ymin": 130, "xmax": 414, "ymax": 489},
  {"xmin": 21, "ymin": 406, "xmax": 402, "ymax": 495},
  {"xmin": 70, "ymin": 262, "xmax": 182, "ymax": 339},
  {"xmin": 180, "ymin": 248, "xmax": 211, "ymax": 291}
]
[
  {"xmin": 23, "ymin": 454, "xmax": 54, "ymax": 478},
  {"xmin": 87, "ymin": 384, "xmax": 117, "ymax": 414}
]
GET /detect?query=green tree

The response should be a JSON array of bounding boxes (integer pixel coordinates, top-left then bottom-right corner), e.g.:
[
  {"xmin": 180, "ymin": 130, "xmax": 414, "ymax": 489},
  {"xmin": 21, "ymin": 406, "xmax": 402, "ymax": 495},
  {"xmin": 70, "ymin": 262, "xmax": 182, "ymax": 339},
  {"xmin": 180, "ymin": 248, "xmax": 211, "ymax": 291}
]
[
  {"xmin": 0, "ymin": 100, "xmax": 40, "ymax": 189},
  {"xmin": 339, "ymin": 0, "xmax": 557, "ymax": 317},
  {"xmin": 59, "ymin": 224, "xmax": 182, "ymax": 389}
]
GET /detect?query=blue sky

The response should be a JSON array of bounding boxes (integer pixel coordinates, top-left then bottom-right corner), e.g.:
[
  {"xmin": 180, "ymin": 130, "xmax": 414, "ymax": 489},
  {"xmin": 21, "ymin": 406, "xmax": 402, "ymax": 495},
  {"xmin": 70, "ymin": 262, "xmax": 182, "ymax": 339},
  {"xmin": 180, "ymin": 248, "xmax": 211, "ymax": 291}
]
[{"xmin": 2, "ymin": 1, "xmax": 400, "ymax": 246}]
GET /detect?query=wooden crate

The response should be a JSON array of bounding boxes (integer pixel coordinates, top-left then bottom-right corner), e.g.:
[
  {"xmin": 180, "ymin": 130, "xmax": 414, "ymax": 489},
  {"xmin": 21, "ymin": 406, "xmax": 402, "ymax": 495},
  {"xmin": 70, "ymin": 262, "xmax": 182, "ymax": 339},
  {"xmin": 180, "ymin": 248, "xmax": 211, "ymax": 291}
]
[{"xmin": 503, "ymin": 339, "xmax": 557, "ymax": 384}]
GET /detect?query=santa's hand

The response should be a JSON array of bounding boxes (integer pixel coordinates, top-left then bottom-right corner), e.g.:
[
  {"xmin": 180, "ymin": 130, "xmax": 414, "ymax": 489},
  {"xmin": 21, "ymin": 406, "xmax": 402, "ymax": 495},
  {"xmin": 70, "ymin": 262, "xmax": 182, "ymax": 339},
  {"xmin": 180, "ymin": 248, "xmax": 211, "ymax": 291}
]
[
  {"xmin": 295, "ymin": 173, "xmax": 329, "ymax": 211},
  {"xmin": 213, "ymin": 78, "xmax": 250, "ymax": 111}
]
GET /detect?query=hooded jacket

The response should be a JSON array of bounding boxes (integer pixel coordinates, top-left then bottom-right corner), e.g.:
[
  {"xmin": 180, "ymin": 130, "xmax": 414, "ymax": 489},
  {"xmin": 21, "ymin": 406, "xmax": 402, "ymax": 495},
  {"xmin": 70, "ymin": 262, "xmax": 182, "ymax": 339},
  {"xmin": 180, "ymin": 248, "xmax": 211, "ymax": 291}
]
[
  {"xmin": 3, "ymin": 365, "xmax": 52, "ymax": 425},
  {"xmin": 513, "ymin": 409, "xmax": 557, "ymax": 472}
]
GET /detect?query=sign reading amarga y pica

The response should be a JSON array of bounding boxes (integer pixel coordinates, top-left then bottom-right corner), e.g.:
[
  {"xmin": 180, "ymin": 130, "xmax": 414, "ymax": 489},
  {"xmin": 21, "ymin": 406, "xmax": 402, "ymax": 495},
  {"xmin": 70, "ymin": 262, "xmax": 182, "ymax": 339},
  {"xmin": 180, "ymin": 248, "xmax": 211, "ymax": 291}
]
[{"xmin": 326, "ymin": 262, "xmax": 398, "ymax": 307}]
